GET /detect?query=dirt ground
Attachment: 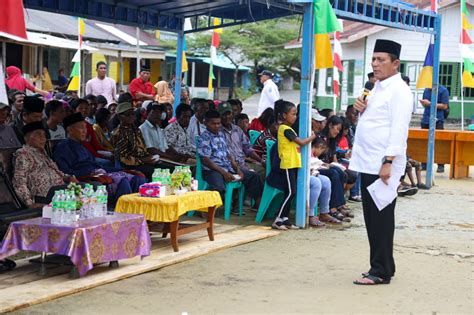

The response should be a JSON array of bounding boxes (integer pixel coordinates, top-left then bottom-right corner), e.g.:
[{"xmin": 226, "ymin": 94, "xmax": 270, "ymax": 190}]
[{"xmin": 12, "ymin": 169, "xmax": 474, "ymax": 315}]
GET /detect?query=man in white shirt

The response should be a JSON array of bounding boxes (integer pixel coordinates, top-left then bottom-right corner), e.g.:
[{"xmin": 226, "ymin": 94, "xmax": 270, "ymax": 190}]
[
  {"xmin": 187, "ymin": 98, "xmax": 209, "ymax": 148},
  {"xmin": 85, "ymin": 62, "xmax": 116, "ymax": 104},
  {"xmin": 257, "ymin": 70, "xmax": 280, "ymax": 116},
  {"xmin": 350, "ymin": 39, "xmax": 412, "ymax": 286}
]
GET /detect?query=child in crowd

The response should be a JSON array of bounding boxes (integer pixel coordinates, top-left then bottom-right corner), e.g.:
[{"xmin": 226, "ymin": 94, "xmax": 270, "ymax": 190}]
[
  {"xmin": 310, "ymin": 137, "xmax": 342, "ymax": 226},
  {"xmin": 272, "ymin": 100, "xmax": 315, "ymax": 230}
]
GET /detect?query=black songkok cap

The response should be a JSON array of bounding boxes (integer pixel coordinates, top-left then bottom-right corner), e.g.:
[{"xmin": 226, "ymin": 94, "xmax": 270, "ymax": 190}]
[
  {"xmin": 63, "ymin": 112, "xmax": 84, "ymax": 129},
  {"xmin": 22, "ymin": 121, "xmax": 45, "ymax": 136},
  {"xmin": 140, "ymin": 67, "xmax": 151, "ymax": 73},
  {"xmin": 23, "ymin": 96, "xmax": 45, "ymax": 113},
  {"xmin": 373, "ymin": 39, "xmax": 401, "ymax": 59}
]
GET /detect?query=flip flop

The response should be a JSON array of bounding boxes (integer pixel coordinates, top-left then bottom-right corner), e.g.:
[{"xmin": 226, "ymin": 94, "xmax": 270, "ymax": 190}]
[{"xmin": 353, "ymin": 274, "xmax": 390, "ymax": 285}]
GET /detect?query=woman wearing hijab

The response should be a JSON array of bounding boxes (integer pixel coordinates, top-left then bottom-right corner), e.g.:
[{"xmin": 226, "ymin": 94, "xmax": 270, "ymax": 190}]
[
  {"xmin": 5, "ymin": 66, "xmax": 48, "ymax": 96},
  {"xmin": 154, "ymin": 80, "xmax": 174, "ymax": 104},
  {"xmin": 41, "ymin": 67, "xmax": 53, "ymax": 91}
]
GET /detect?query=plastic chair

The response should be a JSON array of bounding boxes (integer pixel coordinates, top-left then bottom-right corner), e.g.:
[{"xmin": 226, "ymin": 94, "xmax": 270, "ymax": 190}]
[
  {"xmin": 255, "ymin": 140, "xmax": 285, "ymax": 223},
  {"xmin": 188, "ymin": 137, "xmax": 245, "ymax": 220},
  {"xmin": 249, "ymin": 130, "xmax": 262, "ymax": 145}
]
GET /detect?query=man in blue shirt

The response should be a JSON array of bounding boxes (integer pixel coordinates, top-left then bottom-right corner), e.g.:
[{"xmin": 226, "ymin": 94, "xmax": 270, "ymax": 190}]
[
  {"xmin": 420, "ymin": 85, "xmax": 449, "ymax": 173},
  {"xmin": 198, "ymin": 110, "xmax": 263, "ymax": 213}
]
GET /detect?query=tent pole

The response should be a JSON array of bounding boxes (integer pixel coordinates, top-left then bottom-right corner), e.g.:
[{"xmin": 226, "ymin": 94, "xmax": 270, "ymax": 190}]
[
  {"xmin": 173, "ymin": 27, "xmax": 184, "ymax": 113},
  {"xmin": 426, "ymin": 15, "xmax": 442, "ymax": 187},
  {"xmin": 296, "ymin": 2, "xmax": 315, "ymax": 228}
]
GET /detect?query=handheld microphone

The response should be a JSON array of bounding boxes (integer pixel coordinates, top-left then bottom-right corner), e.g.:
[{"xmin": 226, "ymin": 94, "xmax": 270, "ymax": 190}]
[
  {"xmin": 362, "ymin": 81, "xmax": 374, "ymax": 100},
  {"xmin": 356, "ymin": 81, "xmax": 374, "ymax": 115}
]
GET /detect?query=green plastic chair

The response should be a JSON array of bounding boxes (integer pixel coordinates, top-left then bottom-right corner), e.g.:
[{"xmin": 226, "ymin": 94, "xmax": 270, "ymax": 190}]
[
  {"xmin": 188, "ymin": 137, "xmax": 245, "ymax": 220},
  {"xmin": 255, "ymin": 140, "xmax": 285, "ymax": 223},
  {"xmin": 248, "ymin": 130, "xmax": 262, "ymax": 145}
]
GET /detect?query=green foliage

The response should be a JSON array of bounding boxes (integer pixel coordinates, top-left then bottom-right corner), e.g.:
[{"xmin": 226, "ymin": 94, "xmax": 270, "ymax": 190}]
[{"xmin": 188, "ymin": 16, "xmax": 302, "ymax": 77}]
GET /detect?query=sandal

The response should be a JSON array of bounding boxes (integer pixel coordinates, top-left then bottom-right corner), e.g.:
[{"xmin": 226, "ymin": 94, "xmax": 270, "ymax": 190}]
[
  {"xmin": 338, "ymin": 208, "xmax": 354, "ymax": 218},
  {"xmin": 309, "ymin": 216, "xmax": 326, "ymax": 228},
  {"xmin": 330, "ymin": 211, "xmax": 345, "ymax": 221},
  {"xmin": 319, "ymin": 214, "xmax": 342, "ymax": 225},
  {"xmin": 353, "ymin": 274, "xmax": 390, "ymax": 285}
]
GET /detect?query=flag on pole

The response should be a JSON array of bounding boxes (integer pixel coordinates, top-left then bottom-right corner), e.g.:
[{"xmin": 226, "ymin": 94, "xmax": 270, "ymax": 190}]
[
  {"xmin": 333, "ymin": 31, "xmax": 343, "ymax": 97},
  {"xmin": 208, "ymin": 18, "xmax": 221, "ymax": 94},
  {"xmin": 314, "ymin": 0, "xmax": 342, "ymax": 69},
  {"xmin": 0, "ymin": 0, "xmax": 27, "ymax": 39},
  {"xmin": 416, "ymin": 44, "xmax": 434, "ymax": 89},
  {"xmin": 460, "ymin": 0, "xmax": 474, "ymax": 88},
  {"xmin": 430, "ymin": 0, "xmax": 439, "ymax": 13},
  {"xmin": 182, "ymin": 37, "xmax": 188, "ymax": 72}
]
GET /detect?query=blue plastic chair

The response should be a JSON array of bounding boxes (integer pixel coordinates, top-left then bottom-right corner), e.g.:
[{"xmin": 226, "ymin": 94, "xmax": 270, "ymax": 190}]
[
  {"xmin": 249, "ymin": 130, "xmax": 262, "ymax": 145},
  {"xmin": 188, "ymin": 137, "xmax": 245, "ymax": 220},
  {"xmin": 255, "ymin": 140, "xmax": 285, "ymax": 223}
]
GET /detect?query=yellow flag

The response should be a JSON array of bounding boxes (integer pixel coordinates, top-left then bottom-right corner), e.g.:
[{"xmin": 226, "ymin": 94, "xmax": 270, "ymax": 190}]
[
  {"xmin": 182, "ymin": 51, "xmax": 188, "ymax": 72},
  {"xmin": 78, "ymin": 18, "xmax": 85, "ymax": 35},
  {"xmin": 463, "ymin": 15, "xmax": 473, "ymax": 30},
  {"xmin": 462, "ymin": 70, "xmax": 474, "ymax": 88},
  {"xmin": 315, "ymin": 34, "xmax": 333, "ymax": 69},
  {"xmin": 213, "ymin": 18, "xmax": 223, "ymax": 34},
  {"xmin": 67, "ymin": 76, "xmax": 79, "ymax": 91}
]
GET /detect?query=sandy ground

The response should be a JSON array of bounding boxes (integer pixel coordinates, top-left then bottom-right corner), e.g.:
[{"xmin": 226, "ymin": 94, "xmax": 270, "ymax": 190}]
[{"xmin": 12, "ymin": 168, "xmax": 473, "ymax": 315}]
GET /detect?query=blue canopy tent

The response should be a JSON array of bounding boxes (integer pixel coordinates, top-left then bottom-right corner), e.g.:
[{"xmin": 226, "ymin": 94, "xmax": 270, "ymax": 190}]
[{"xmin": 23, "ymin": 0, "xmax": 441, "ymax": 227}]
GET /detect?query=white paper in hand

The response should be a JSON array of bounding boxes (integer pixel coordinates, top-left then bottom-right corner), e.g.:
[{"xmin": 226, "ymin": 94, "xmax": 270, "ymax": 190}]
[{"xmin": 367, "ymin": 174, "xmax": 400, "ymax": 211}]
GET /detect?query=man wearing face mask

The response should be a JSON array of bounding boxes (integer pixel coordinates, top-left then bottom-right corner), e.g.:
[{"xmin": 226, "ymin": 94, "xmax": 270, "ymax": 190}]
[{"xmin": 139, "ymin": 103, "xmax": 189, "ymax": 163}]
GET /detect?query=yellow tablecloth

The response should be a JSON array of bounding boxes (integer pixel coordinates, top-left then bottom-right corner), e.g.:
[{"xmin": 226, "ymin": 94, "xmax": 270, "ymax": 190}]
[{"xmin": 115, "ymin": 191, "xmax": 223, "ymax": 222}]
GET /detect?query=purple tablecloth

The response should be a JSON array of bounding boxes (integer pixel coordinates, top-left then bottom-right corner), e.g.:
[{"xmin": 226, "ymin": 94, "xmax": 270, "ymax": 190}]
[{"xmin": 0, "ymin": 213, "xmax": 151, "ymax": 276}]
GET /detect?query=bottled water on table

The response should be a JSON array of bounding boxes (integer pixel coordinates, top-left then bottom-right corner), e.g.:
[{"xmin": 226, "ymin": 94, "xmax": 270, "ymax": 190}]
[
  {"xmin": 57, "ymin": 190, "xmax": 65, "ymax": 224},
  {"xmin": 81, "ymin": 185, "xmax": 93, "ymax": 219},
  {"xmin": 93, "ymin": 186, "xmax": 107, "ymax": 217},
  {"xmin": 64, "ymin": 190, "xmax": 77, "ymax": 224},
  {"xmin": 51, "ymin": 191, "xmax": 59, "ymax": 224}
]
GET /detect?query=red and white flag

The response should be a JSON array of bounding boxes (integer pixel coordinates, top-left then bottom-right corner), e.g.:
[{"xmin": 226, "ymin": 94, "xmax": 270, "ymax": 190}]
[
  {"xmin": 333, "ymin": 30, "xmax": 343, "ymax": 97},
  {"xmin": 0, "ymin": 0, "xmax": 27, "ymax": 39},
  {"xmin": 430, "ymin": 0, "xmax": 438, "ymax": 13}
]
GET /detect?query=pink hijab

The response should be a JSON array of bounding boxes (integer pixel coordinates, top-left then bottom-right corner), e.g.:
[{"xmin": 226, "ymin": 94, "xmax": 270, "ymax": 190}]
[{"xmin": 5, "ymin": 66, "xmax": 34, "ymax": 92}]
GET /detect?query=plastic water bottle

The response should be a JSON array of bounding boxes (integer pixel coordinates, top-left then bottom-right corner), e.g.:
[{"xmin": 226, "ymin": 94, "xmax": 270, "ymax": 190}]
[
  {"xmin": 66, "ymin": 191, "xmax": 77, "ymax": 224},
  {"xmin": 51, "ymin": 191, "xmax": 59, "ymax": 224},
  {"xmin": 81, "ymin": 185, "xmax": 92, "ymax": 219},
  {"xmin": 99, "ymin": 186, "xmax": 108, "ymax": 216},
  {"xmin": 93, "ymin": 187, "xmax": 105, "ymax": 217},
  {"xmin": 152, "ymin": 169, "xmax": 159, "ymax": 183},
  {"xmin": 57, "ymin": 190, "xmax": 65, "ymax": 224}
]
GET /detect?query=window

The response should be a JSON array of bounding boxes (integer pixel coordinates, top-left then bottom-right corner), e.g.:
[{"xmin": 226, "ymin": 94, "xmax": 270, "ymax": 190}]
[
  {"xmin": 325, "ymin": 68, "xmax": 342, "ymax": 94},
  {"xmin": 439, "ymin": 62, "xmax": 459, "ymax": 98},
  {"xmin": 347, "ymin": 60, "xmax": 355, "ymax": 95}
]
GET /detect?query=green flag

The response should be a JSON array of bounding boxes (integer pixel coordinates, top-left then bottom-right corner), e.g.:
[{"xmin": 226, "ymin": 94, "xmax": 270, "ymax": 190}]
[
  {"xmin": 314, "ymin": 0, "xmax": 341, "ymax": 34},
  {"xmin": 464, "ymin": 58, "xmax": 474, "ymax": 72},
  {"xmin": 70, "ymin": 62, "xmax": 80, "ymax": 77},
  {"xmin": 461, "ymin": 0, "xmax": 469, "ymax": 16}
]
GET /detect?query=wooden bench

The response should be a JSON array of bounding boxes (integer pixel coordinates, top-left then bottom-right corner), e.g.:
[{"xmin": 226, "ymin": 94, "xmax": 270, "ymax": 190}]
[
  {"xmin": 454, "ymin": 131, "xmax": 474, "ymax": 179},
  {"xmin": 407, "ymin": 129, "xmax": 456, "ymax": 179}
]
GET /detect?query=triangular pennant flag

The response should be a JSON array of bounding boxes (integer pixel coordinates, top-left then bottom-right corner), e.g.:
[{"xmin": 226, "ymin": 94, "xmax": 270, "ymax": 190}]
[
  {"xmin": 462, "ymin": 15, "xmax": 473, "ymax": 30},
  {"xmin": 78, "ymin": 18, "xmax": 85, "ymax": 36},
  {"xmin": 72, "ymin": 50, "xmax": 81, "ymax": 63},
  {"xmin": 0, "ymin": 0, "xmax": 27, "ymax": 39},
  {"xmin": 462, "ymin": 70, "xmax": 474, "ymax": 88},
  {"xmin": 464, "ymin": 58, "xmax": 474, "ymax": 72},
  {"xmin": 460, "ymin": 44, "xmax": 474, "ymax": 59},
  {"xmin": 67, "ymin": 76, "xmax": 79, "ymax": 91},
  {"xmin": 70, "ymin": 63, "xmax": 80, "ymax": 77},
  {"xmin": 416, "ymin": 44, "xmax": 434, "ymax": 89},
  {"xmin": 213, "ymin": 18, "xmax": 223, "ymax": 34},
  {"xmin": 315, "ymin": 33, "xmax": 333, "ymax": 69},
  {"xmin": 461, "ymin": 30, "xmax": 473, "ymax": 44},
  {"xmin": 461, "ymin": 0, "xmax": 469, "ymax": 16}
]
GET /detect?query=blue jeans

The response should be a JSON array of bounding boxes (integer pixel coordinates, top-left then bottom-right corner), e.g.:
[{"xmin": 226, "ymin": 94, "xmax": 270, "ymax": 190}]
[
  {"xmin": 95, "ymin": 157, "xmax": 115, "ymax": 169},
  {"xmin": 350, "ymin": 174, "xmax": 361, "ymax": 197},
  {"xmin": 318, "ymin": 168, "xmax": 346, "ymax": 209},
  {"xmin": 309, "ymin": 175, "xmax": 331, "ymax": 216}
]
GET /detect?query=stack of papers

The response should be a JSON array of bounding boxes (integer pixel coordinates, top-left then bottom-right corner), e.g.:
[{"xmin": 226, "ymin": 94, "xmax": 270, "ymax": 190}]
[{"xmin": 367, "ymin": 174, "xmax": 401, "ymax": 211}]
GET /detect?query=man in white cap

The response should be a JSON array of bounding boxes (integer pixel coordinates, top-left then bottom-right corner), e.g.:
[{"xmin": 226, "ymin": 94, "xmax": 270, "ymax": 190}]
[
  {"xmin": 257, "ymin": 70, "xmax": 280, "ymax": 116},
  {"xmin": 350, "ymin": 39, "xmax": 412, "ymax": 285}
]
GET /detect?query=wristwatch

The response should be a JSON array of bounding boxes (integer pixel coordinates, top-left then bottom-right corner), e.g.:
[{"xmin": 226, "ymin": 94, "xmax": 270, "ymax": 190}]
[{"xmin": 382, "ymin": 156, "xmax": 393, "ymax": 165}]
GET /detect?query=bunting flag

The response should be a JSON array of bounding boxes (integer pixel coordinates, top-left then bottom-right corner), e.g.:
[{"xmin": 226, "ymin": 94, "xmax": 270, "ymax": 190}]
[
  {"xmin": 0, "ymin": 0, "xmax": 27, "ymax": 39},
  {"xmin": 314, "ymin": 0, "xmax": 341, "ymax": 69},
  {"xmin": 430, "ymin": 0, "xmax": 438, "ymax": 13},
  {"xmin": 67, "ymin": 56, "xmax": 80, "ymax": 91},
  {"xmin": 182, "ymin": 36, "xmax": 188, "ymax": 72},
  {"xmin": 332, "ymin": 31, "xmax": 343, "ymax": 97},
  {"xmin": 208, "ymin": 18, "xmax": 221, "ymax": 94},
  {"xmin": 416, "ymin": 44, "xmax": 434, "ymax": 89},
  {"xmin": 460, "ymin": 0, "xmax": 474, "ymax": 88}
]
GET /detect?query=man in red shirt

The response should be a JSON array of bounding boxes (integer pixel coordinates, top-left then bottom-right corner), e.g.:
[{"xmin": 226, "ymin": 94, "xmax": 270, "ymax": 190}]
[{"xmin": 128, "ymin": 68, "xmax": 155, "ymax": 102}]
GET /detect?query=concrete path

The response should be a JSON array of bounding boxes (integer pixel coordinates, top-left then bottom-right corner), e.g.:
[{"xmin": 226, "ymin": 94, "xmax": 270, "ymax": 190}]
[{"xmin": 13, "ymin": 168, "xmax": 474, "ymax": 314}]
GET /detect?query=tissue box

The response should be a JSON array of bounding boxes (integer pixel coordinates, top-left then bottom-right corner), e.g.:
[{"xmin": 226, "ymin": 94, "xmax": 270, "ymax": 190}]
[
  {"xmin": 42, "ymin": 205, "xmax": 52, "ymax": 219},
  {"xmin": 139, "ymin": 182, "xmax": 162, "ymax": 197}
]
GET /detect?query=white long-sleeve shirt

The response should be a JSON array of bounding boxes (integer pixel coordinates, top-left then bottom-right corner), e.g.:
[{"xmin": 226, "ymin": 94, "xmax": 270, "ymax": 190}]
[
  {"xmin": 85, "ymin": 77, "xmax": 116, "ymax": 103},
  {"xmin": 349, "ymin": 73, "xmax": 412, "ymax": 176},
  {"xmin": 257, "ymin": 79, "xmax": 280, "ymax": 116}
]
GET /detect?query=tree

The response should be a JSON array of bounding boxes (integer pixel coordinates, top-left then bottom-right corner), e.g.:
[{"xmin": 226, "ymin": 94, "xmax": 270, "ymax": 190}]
[{"xmin": 188, "ymin": 16, "xmax": 302, "ymax": 97}]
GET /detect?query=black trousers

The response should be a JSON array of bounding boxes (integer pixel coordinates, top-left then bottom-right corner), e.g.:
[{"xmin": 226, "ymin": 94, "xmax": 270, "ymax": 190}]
[
  {"xmin": 276, "ymin": 168, "xmax": 297, "ymax": 220},
  {"xmin": 360, "ymin": 173, "xmax": 396, "ymax": 280}
]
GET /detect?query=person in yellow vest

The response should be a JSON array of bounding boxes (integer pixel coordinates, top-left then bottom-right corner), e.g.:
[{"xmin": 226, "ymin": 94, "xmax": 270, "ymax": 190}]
[{"xmin": 271, "ymin": 100, "xmax": 315, "ymax": 230}]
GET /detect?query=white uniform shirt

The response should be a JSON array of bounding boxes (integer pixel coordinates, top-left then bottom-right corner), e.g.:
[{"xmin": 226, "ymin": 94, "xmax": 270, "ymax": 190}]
[
  {"xmin": 349, "ymin": 73, "xmax": 412, "ymax": 176},
  {"xmin": 85, "ymin": 77, "xmax": 117, "ymax": 103},
  {"xmin": 257, "ymin": 79, "xmax": 280, "ymax": 116}
]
